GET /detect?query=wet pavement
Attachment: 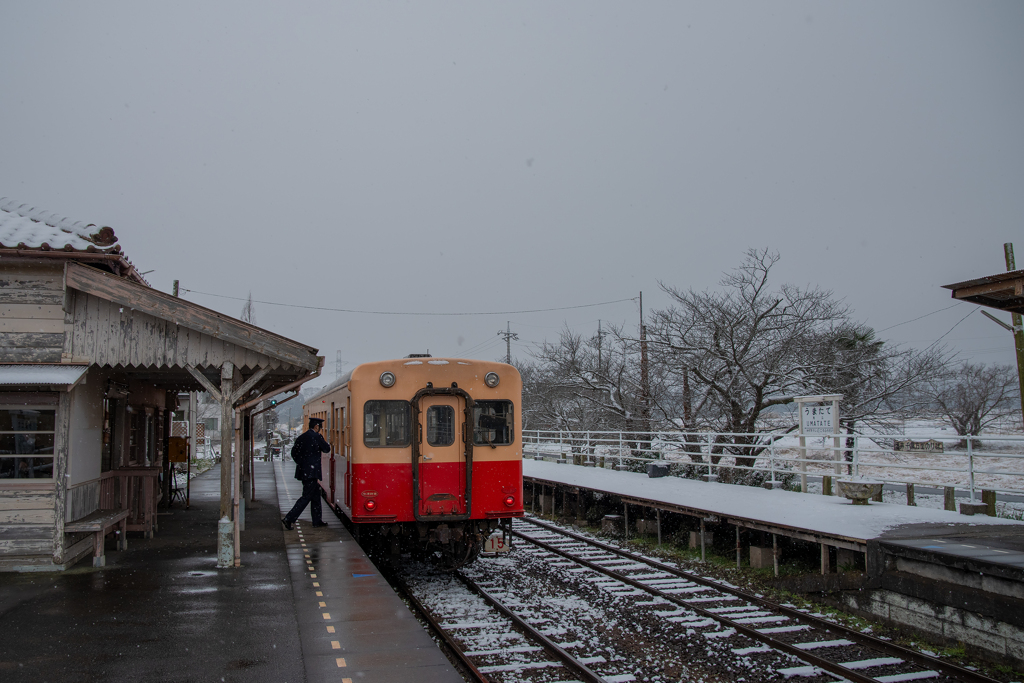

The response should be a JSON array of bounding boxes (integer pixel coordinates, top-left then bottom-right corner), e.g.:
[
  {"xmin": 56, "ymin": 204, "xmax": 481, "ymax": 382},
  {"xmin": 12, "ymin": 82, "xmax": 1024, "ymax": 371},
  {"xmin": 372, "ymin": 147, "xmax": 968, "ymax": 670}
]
[
  {"xmin": 273, "ymin": 461, "xmax": 463, "ymax": 683},
  {"xmin": 0, "ymin": 462, "xmax": 303, "ymax": 682},
  {"xmin": 0, "ymin": 461, "xmax": 460, "ymax": 683}
]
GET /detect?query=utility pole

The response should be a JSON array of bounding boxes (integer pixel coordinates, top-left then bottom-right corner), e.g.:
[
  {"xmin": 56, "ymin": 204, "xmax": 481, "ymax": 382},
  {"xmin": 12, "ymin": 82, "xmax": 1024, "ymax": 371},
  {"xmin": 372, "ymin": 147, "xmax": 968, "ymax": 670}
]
[
  {"xmin": 498, "ymin": 321, "xmax": 519, "ymax": 364},
  {"xmin": 1005, "ymin": 243, "xmax": 1024, "ymax": 422},
  {"xmin": 640, "ymin": 292, "xmax": 650, "ymax": 435},
  {"xmin": 596, "ymin": 320, "xmax": 604, "ymax": 372},
  {"xmin": 172, "ymin": 280, "xmax": 179, "ymax": 297}
]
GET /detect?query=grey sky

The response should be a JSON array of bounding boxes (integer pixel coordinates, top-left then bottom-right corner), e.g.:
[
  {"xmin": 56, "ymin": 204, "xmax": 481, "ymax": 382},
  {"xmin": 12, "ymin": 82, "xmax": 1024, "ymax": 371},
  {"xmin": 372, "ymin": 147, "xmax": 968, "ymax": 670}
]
[{"xmin": 2, "ymin": 2, "xmax": 1022, "ymax": 388}]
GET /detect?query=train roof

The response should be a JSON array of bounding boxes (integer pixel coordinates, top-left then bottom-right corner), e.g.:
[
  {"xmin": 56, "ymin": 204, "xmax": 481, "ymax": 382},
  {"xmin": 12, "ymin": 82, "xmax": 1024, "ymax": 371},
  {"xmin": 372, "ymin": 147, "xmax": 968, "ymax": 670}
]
[{"xmin": 303, "ymin": 357, "xmax": 516, "ymax": 407}]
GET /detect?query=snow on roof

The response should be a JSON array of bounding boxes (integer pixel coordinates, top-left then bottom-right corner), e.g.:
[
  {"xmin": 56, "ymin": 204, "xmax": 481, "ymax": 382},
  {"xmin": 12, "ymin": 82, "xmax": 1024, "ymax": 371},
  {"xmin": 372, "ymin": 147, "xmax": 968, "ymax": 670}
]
[
  {"xmin": 0, "ymin": 364, "xmax": 90, "ymax": 387},
  {"xmin": 524, "ymin": 459, "xmax": 1023, "ymax": 543},
  {"xmin": 0, "ymin": 198, "xmax": 120, "ymax": 253}
]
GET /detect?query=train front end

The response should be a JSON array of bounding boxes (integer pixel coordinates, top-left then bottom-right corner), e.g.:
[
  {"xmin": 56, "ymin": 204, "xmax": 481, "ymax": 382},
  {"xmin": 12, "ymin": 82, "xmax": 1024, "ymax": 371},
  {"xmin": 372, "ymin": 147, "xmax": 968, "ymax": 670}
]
[{"xmin": 349, "ymin": 358, "xmax": 523, "ymax": 566}]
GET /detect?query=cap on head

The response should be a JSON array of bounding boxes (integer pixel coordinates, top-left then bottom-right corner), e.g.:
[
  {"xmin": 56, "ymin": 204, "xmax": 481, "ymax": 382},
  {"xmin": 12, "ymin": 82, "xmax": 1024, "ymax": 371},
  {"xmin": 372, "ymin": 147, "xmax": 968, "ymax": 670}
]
[{"xmin": 308, "ymin": 417, "xmax": 324, "ymax": 429}]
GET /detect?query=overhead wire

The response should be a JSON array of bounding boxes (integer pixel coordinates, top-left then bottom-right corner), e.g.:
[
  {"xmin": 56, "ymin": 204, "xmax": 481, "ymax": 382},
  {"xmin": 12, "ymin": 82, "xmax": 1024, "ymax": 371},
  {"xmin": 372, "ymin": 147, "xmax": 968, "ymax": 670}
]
[
  {"xmin": 876, "ymin": 302, "xmax": 964, "ymax": 333},
  {"xmin": 181, "ymin": 288, "xmax": 637, "ymax": 317},
  {"xmin": 924, "ymin": 308, "xmax": 976, "ymax": 351}
]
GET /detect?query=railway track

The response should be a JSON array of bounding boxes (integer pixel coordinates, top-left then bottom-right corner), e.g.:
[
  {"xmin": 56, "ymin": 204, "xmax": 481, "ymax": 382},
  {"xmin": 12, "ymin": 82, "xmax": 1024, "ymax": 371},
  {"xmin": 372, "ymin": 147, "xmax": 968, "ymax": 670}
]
[
  {"xmin": 512, "ymin": 516, "xmax": 1000, "ymax": 683},
  {"xmin": 393, "ymin": 560, "xmax": 635, "ymax": 683}
]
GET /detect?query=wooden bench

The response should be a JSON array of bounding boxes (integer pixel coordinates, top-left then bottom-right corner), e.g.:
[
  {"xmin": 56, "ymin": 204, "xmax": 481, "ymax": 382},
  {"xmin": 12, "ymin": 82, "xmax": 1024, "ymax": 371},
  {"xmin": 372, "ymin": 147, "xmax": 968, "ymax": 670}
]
[{"xmin": 65, "ymin": 509, "xmax": 130, "ymax": 567}]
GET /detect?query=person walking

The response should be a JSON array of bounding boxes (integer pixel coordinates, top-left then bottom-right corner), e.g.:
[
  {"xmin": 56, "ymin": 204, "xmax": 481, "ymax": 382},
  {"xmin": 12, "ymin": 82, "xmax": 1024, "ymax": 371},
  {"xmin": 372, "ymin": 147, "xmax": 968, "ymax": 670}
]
[{"xmin": 282, "ymin": 417, "xmax": 332, "ymax": 530}]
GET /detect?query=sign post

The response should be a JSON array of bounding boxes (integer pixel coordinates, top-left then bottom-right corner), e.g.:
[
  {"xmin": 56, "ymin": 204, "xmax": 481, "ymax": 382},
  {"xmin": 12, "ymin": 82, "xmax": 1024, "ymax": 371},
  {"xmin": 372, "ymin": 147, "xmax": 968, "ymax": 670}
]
[{"xmin": 794, "ymin": 395, "xmax": 843, "ymax": 493}]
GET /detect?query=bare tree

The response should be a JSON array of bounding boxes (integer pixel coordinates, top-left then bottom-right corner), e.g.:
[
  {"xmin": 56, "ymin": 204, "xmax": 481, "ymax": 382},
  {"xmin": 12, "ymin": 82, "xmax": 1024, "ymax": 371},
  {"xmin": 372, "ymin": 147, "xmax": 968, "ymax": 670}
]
[
  {"xmin": 531, "ymin": 325, "xmax": 645, "ymax": 432},
  {"xmin": 807, "ymin": 324, "xmax": 950, "ymax": 470},
  {"xmin": 649, "ymin": 248, "xmax": 848, "ymax": 466},
  {"xmin": 927, "ymin": 362, "xmax": 1020, "ymax": 445}
]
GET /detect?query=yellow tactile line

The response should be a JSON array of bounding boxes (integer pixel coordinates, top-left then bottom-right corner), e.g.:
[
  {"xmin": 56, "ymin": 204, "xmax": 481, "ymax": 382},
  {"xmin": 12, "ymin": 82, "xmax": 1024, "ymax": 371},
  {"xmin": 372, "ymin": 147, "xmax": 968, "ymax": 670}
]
[{"xmin": 276, "ymin": 463, "xmax": 350, "ymax": 676}]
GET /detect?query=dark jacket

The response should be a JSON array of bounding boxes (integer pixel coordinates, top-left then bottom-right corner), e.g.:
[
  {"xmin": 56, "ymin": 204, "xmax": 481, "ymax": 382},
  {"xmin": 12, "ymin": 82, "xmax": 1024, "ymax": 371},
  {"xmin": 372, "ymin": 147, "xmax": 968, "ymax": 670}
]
[{"xmin": 291, "ymin": 429, "xmax": 331, "ymax": 481}]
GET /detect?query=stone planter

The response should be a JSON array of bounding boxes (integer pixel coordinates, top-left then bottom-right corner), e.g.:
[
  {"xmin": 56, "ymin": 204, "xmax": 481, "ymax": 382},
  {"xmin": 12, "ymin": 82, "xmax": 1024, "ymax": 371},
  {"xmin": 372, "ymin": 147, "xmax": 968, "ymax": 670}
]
[{"xmin": 837, "ymin": 479, "xmax": 884, "ymax": 505}]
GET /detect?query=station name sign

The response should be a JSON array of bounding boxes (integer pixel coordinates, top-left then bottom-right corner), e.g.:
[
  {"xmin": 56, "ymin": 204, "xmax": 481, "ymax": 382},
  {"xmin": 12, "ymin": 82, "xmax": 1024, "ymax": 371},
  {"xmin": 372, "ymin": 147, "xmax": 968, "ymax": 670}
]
[{"xmin": 801, "ymin": 405, "xmax": 834, "ymax": 434}]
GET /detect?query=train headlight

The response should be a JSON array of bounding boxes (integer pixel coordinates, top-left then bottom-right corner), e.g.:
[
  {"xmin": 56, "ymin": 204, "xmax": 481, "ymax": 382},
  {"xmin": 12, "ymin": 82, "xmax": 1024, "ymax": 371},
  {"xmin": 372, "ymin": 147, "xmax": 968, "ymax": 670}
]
[
  {"xmin": 484, "ymin": 372, "xmax": 500, "ymax": 388},
  {"xmin": 504, "ymin": 495, "xmax": 515, "ymax": 507},
  {"xmin": 364, "ymin": 499, "xmax": 377, "ymax": 512},
  {"xmin": 379, "ymin": 372, "xmax": 396, "ymax": 388}
]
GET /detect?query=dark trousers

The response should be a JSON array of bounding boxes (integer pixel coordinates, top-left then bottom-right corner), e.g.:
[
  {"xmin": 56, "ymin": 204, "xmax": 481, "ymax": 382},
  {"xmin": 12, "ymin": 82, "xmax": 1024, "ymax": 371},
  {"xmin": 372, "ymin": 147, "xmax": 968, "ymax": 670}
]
[{"xmin": 285, "ymin": 478, "xmax": 323, "ymax": 525}]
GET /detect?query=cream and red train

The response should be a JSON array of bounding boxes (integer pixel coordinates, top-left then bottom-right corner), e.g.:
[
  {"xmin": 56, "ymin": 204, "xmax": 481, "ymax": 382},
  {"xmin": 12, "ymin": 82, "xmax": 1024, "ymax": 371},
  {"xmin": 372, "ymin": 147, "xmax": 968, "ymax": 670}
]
[{"xmin": 302, "ymin": 356, "xmax": 524, "ymax": 565}]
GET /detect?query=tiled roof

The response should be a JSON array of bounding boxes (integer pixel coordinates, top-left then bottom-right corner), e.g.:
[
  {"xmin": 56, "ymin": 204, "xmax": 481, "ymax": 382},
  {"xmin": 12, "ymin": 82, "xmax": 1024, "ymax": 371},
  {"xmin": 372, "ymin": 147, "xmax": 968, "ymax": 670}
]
[{"xmin": 0, "ymin": 198, "xmax": 120, "ymax": 253}]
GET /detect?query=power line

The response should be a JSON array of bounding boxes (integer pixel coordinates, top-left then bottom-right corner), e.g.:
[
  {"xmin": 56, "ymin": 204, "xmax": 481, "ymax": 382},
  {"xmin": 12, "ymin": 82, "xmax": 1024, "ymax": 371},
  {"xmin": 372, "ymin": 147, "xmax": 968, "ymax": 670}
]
[
  {"xmin": 876, "ymin": 305, "xmax": 962, "ymax": 335},
  {"xmin": 925, "ymin": 308, "xmax": 976, "ymax": 351},
  {"xmin": 182, "ymin": 288, "xmax": 637, "ymax": 317}
]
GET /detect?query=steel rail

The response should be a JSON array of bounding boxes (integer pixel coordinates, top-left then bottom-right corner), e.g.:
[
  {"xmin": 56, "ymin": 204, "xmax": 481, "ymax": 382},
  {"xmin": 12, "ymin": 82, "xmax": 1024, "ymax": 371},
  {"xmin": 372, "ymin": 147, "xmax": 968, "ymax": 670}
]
[
  {"xmin": 512, "ymin": 527, "xmax": 883, "ymax": 683},
  {"xmin": 520, "ymin": 517, "xmax": 1001, "ymax": 683},
  {"xmin": 452, "ymin": 570, "xmax": 611, "ymax": 683},
  {"xmin": 388, "ymin": 572, "xmax": 492, "ymax": 683}
]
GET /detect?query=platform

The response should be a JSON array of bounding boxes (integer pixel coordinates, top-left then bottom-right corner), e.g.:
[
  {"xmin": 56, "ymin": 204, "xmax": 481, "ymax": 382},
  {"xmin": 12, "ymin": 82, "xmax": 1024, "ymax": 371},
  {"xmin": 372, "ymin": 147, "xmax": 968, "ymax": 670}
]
[
  {"xmin": 273, "ymin": 461, "xmax": 464, "ymax": 683},
  {"xmin": 0, "ymin": 462, "xmax": 462, "ymax": 683},
  {"xmin": 523, "ymin": 458, "xmax": 1024, "ymax": 557}
]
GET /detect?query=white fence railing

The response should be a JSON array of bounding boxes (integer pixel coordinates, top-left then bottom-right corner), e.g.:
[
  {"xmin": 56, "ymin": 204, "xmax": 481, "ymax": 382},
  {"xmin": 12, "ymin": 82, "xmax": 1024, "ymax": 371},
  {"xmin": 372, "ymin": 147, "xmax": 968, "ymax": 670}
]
[{"xmin": 521, "ymin": 429, "xmax": 1024, "ymax": 500}]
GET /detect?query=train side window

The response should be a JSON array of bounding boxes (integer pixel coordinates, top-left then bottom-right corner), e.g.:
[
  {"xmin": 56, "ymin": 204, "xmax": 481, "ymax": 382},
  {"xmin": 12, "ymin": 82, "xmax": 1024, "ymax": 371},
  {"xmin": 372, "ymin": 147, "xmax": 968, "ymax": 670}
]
[
  {"xmin": 473, "ymin": 400, "xmax": 514, "ymax": 446},
  {"xmin": 363, "ymin": 400, "xmax": 411, "ymax": 448},
  {"xmin": 426, "ymin": 405, "xmax": 454, "ymax": 447}
]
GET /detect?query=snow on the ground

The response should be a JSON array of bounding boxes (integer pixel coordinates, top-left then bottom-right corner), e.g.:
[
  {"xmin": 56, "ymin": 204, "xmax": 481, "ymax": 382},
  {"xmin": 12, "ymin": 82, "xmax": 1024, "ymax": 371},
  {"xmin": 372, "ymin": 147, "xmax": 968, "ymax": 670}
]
[{"xmin": 524, "ymin": 459, "xmax": 1024, "ymax": 543}]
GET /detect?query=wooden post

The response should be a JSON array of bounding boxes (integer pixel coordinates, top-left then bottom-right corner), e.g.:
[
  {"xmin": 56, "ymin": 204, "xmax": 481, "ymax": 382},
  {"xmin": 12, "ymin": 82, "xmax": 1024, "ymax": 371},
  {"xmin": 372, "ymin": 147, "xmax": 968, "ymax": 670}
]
[
  {"xmin": 234, "ymin": 406, "xmax": 242, "ymax": 566},
  {"xmin": 656, "ymin": 508, "xmax": 662, "ymax": 546},
  {"xmin": 821, "ymin": 543, "xmax": 830, "ymax": 575},
  {"xmin": 944, "ymin": 486, "xmax": 956, "ymax": 511},
  {"xmin": 735, "ymin": 526, "xmax": 741, "ymax": 569},
  {"xmin": 799, "ymin": 431, "xmax": 808, "ymax": 493},
  {"xmin": 241, "ymin": 407, "xmax": 251, "ymax": 503},
  {"xmin": 220, "ymin": 361, "xmax": 234, "ymax": 519},
  {"xmin": 1004, "ymin": 244, "xmax": 1024, "ymax": 422},
  {"xmin": 822, "ymin": 475, "xmax": 832, "ymax": 496},
  {"xmin": 700, "ymin": 518, "xmax": 706, "ymax": 563},
  {"xmin": 624, "ymin": 502, "xmax": 629, "ymax": 539},
  {"xmin": 983, "ymin": 489, "xmax": 997, "ymax": 517},
  {"xmin": 773, "ymin": 534, "xmax": 779, "ymax": 577},
  {"xmin": 906, "ymin": 483, "xmax": 916, "ymax": 507},
  {"xmin": 51, "ymin": 392, "xmax": 72, "ymax": 566},
  {"xmin": 187, "ymin": 391, "xmax": 197, "ymax": 509}
]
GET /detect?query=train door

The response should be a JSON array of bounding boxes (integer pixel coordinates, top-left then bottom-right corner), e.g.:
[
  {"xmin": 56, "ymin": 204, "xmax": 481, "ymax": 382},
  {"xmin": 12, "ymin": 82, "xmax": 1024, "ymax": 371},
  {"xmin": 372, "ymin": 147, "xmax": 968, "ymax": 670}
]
[
  {"xmin": 415, "ymin": 394, "xmax": 468, "ymax": 518},
  {"xmin": 344, "ymin": 397, "xmax": 351, "ymax": 509},
  {"xmin": 338, "ymin": 405, "xmax": 346, "ymax": 508},
  {"xmin": 329, "ymin": 403, "xmax": 337, "ymax": 504}
]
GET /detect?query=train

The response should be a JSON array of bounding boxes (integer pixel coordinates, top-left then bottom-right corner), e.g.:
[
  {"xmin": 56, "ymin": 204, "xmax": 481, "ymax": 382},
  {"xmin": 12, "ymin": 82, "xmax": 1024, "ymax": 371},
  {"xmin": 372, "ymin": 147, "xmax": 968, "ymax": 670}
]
[{"xmin": 302, "ymin": 355, "xmax": 524, "ymax": 566}]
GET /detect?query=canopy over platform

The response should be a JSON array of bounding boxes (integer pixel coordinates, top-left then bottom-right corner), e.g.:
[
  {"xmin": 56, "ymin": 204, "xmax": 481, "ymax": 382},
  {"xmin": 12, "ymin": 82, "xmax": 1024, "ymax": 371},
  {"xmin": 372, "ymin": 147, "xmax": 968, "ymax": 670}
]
[{"xmin": 942, "ymin": 268, "xmax": 1024, "ymax": 314}]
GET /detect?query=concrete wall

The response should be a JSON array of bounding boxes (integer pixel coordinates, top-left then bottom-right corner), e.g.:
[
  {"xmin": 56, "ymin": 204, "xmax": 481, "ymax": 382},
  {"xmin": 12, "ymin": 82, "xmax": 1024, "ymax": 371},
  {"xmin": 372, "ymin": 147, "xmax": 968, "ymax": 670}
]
[{"xmin": 842, "ymin": 588, "xmax": 1024, "ymax": 664}]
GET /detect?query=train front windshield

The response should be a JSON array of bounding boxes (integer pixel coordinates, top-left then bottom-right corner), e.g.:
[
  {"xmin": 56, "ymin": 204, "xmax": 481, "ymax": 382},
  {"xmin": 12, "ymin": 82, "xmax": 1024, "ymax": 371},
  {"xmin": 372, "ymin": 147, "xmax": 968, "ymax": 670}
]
[
  {"xmin": 363, "ymin": 400, "xmax": 411, "ymax": 447},
  {"xmin": 473, "ymin": 400, "xmax": 514, "ymax": 446}
]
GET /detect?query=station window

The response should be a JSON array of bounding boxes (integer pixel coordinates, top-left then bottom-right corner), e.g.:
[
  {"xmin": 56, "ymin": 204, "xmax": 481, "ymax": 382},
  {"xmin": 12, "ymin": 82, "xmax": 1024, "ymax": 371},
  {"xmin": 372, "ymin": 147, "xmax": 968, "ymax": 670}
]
[
  {"xmin": 363, "ymin": 401, "xmax": 411, "ymax": 448},
  {"xmin": 0, "ymin": 408, "xmax": 56, "ymax": 479},
  {"xmin": 426, "ymin": 405, "xmax": 455, "ymax": 447},
  {"xmin": 473, "ymin": 400, "xmax": 514, "ymax": 447}
]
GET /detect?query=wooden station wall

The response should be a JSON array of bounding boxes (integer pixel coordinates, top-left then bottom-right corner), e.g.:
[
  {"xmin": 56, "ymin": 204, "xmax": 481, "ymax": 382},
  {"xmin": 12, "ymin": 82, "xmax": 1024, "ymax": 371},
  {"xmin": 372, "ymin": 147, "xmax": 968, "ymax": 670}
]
[{"xmin": 0, "ymin": 261, "xmax": 65, "ymax": 362}]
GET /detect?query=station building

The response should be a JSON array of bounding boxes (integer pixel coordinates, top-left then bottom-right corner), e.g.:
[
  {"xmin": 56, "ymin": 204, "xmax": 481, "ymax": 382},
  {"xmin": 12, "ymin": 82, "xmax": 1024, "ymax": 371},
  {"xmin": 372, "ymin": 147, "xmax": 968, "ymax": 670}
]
[{"xmin": 0, "ymin": 198, "xmax": 320, "ymax": 571}]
